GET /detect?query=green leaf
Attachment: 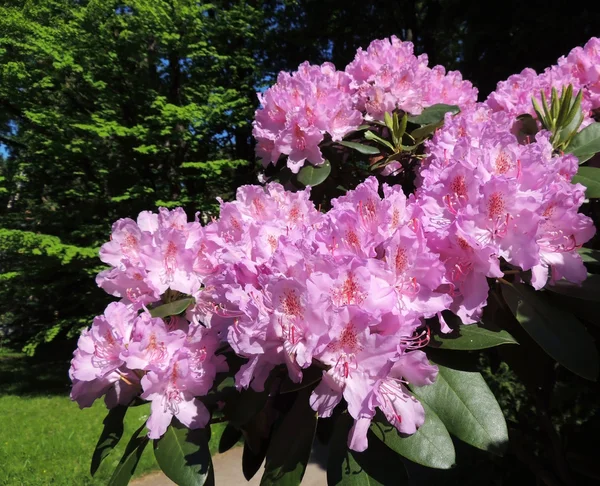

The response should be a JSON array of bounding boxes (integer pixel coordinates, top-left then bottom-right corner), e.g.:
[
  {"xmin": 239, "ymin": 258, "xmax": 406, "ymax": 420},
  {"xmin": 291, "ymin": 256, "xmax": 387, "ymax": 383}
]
[
  {"xmin": 501, "ymin": 282, "xmax": 599, "ymax": 381},
  {"xmin": 370, "ymin": 402, "xmax": 455, "ymax": 469},
  {"xmin": 218, "ymin": 423, "xmax": 242, "ymax": 454},
  {"xmin": 296, "ymin": 160, "xmax": 331, "ymax": 187},
  {"xmin": 153, "ymin": 421, "xmax": 214, "ymax": 486},
  {"xmin": 338, "ymin": 141, "xmax": 380, "ymax": 155},
  {"xmin": 260, "ymin": 387, "xmax": 317, "ymax": 485},
  {"xmin": 567, "ymin": 122, "xmax": 600, "ymax": 158},
  {"xmin": 149, "ymin": 298, "xmax": 195, "ymax": 318},
  {"xmin": 364, "ymin": 131, "xmax": 395, "ymax": 151},
  {"xmin": 573, "ymin": 166, "xmax": 600, "ymax": 198},
  {"xmin": 108, "ymin": 424, "xmax": 149, "ymax": 486},
  {"xmin": 545, "ymin": 275, "xmax": 600, "ymax": 302},
  {"xmin": 430, "ymin": 321, "xmax": 518, "ymax": 350},
  {"xmin": 384, "ymin": 112, "xmax": 394, "ymax": 132},
  {"xmin": 411, "ymin": 122, "xmax": 442, "ymax": 141},
  {"xmin": 579, "ymin": 247, "xmax": 600, "ymax": 266},
  {"xmin": 412, "ymin": 365, "xmax": 508, "ymax": 455},
  {"xmin": 328, "ymin": 414, "xmax": 408, "ymax": 486},
  {"xmin": 91, "ymin": 405, "xmax": 128, "ymax": 476},
  {"xmin": 407, "ymin": 104, "xmax": 460, "ymax": 125}
]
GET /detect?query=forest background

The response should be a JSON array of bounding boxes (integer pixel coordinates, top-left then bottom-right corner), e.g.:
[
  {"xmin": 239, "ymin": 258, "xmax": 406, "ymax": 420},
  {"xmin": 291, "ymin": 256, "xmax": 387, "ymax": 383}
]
[{"xmin": 1, "ymin": 1, "xmax": 600, "ymax": 484}]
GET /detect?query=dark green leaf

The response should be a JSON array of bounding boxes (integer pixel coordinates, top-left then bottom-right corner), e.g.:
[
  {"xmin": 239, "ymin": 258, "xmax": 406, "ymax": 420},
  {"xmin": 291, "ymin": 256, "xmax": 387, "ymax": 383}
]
[
  {"xmin": 328, "ymin": 413, "xmax": 408, "ymax": 486},
  {"xmin": 242, "ymin": 438, "xmax": 268, "ymax": 481},
  {"xmin": 546, "ymin": 275, "xmax": 600, "ymax": 302},
  {"xmin": 501, "ymin": 281, "xmax": 599, "ymax": 380},
  {"xmin": 279, "ymin": 366, "xmax": 323, "ymax": 394},
  {"xmin": 573, "ymin": 166, "xmax": 600, "ymax": 198},
  {"xmin": 218, "ymin": 423, "xmax": 242, "ymax": 454},
  {"xmin": 153, "ymin": 421, "xmax": 214, "ymax": 486},
  {"xmin": 149, "ymin": 298, "xmax": 195, "ymax": 318},
  {"xmin": 412, "ymin": 365, "xmax": 508, "ymax": 455},
  {"xmin": 223, "ymin": 386, "xmax": 270, "ymax": 428},
  {"xmin": 108, "ymin": 424, "xmax": 149, "ymax": 486},
  {"xmin": 338, "ymin": 141, "xmax": 380, "ymax": 155},
  {"xmin": 296, "ymin": 160, "xmax": 331, "ymax": 187},
  {"xmin": 91, "ymin": 405, "xmax": 128, "ymax": 476},
  {"xmin": 407, "ymin": 104, "xmax": 460, "ymax": 125},
  {"xmin": 370, "ymin": 403, "xmax": 455, "ymax": 469},
  {"xmin": 260, "ymin": 387, "xmax": 317, "ymax": 485},
  {"xmin": 431, "ymin": 321, "xmax": 518, "ymax": 350},
  {"xmin": 567, "ymin": 123, "xmax": 600, "ymax": 158}
]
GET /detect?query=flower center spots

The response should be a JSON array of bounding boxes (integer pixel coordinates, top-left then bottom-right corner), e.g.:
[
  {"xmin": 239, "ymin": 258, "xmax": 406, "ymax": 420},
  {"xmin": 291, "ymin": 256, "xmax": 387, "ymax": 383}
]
[
  {"xmin": 487, "ymin": 192, "xmax": 506, "ymax": 219},
  {"xmin": 338, "ymin": 323, "xmax": 361, "ymax": 354},
  {"xmin": 293, "ymin": 125, "xmax": 306, "ymax": 151},
  {"xmin": 230, "ymin": 216, "xmax": 241, "ymax": 232},
  {"xmin": 281, "ymin": 289, "xmax": 303, "ymax": 317},
  {"xmin": 288, "ymin": 204, "xmax": 301, "ymax": 223},
  {"xmin": 123, "ymin": 233, "xmax": 138, "ymax": 251},
  {"xmin": 457, "ymin": 237, "xmax": 471, "ymax": 251},
  {"xmin": 542, "ymin": 204, "xmax": 555, "ymax": 218},
  {"xmin": 345, "ymin": 229, "xmax": 360, "ymax": 248},
  {"xmin": 495, "ymin": 152, "xmax": 512, "ymax": 174},
  {"xmin": 267, "ymin": 235, "xmax": 278, "ymax": 252},
  {"xmin": 391, "ymin": 208, "xmax": 400, "ymax": 228},
  {"xmin": 252, "ymin": 198, "xmax": 265, "ymax": 216},
  {"xmin": 395, "ymin": 247, "xmax": 408, "ymax": 273},
  {"xmin": 333, "ymin": 273, "xmax": 364, "ymax": 306},
  {"xmin": 450, "ymin": 175, "xmax": 467, "ymax": 198}
]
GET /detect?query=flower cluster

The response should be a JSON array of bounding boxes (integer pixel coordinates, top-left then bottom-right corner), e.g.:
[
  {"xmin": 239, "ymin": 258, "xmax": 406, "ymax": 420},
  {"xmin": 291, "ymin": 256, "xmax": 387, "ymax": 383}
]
[
  {"xmin": 345, "ymin": 35, "xmax": 477, "ymax": 120},
  {"xmin": 71, "ymin": 180, "xmax": 450, "ymax": 450},
  {"xmin": 486, "ymin": 37, "xmax": 600, "ymax": 126},
  {"xmin": 417, "ymin": 106, "xmax": 595, "ymax": 323},
  {"xmin": 253, "ymin": 62, "xmax": 362, "ymax": 172},
  {"xmin": 253, "ymin": 36, "xmax": 478, "ymax": 173}
]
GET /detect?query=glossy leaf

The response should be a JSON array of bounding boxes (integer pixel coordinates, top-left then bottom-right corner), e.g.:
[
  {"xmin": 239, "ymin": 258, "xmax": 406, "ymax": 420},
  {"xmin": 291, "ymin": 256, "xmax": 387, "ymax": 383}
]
[
  {"xmin": 296, "ymin": 160, "xmax": 331, "ymax": 187},
  {"xmin": 153, "ymin": 421, "xmax": 214, "ymax": 486},
  {"xmin": 218, "ymin": 423, "xmax": 242, "ymax": 454},
  {"xmin": 364, "ymin": 131, "xmax": 395, "ymax": 151},
  {"xmin": 260, "ymin": 387, "xmax": 317, "ymax": 485},
  {"xmin": 501, "ymin": 282, "xmax": 599, "ymax": 381},
  {"xmin": 573, "ymin": 166, "xmax": 600, "ymax": 198},
  {"xmin": 223, "ymin": 386, "xmax": 270, "ymax": 427},
  {"xmin": 546, "ymin": 275, "xmax": 600, "ymax": 302},
  {"xmin": 370, "ymin": 403, "xmax": 455, "ymax": 469},
  {"xmin": 407, "ymin": 104, "xmax": 459, "ymax": 125},
  {"xmin": 108, "ymin": 424, "xmax": 149, "ymax": 486},
  {"xmin": 328, "ymin": 414, "xmax": 408, "ymax": 486},
  {"xmin": 279, "ymin": 366, "xmax": 323, "ymax": 394},
  {"xmin": 338, "ymin": 141, "xmax": 380, "ymax": 155},
  {"xmin": 242, "ymin": 438, "xmax": 269, "ymax": 481},
  {"xmin": 412, "ymin": 365, "xmax": 508, "ymax": 455},
  {"xmin": 149, "ymin": 298, "xmax": 195, "ymax": 318},
  {"xmin": 91, "ymin": 405, "xmax": 128, "ymax": 476},
  {"xmin": 431, "ymin": 322, "xmax": 518, "ymax": 350},
  {"xmin": 567, "ymin": 122, "xmax": 600, "ymax": 158}
]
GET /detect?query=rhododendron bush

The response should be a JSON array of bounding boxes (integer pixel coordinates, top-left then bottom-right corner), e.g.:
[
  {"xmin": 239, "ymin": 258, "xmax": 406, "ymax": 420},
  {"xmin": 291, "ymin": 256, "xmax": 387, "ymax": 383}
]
[{"xmin": 70, "ymin": 36, "xmax": 600, "ymax": 485}]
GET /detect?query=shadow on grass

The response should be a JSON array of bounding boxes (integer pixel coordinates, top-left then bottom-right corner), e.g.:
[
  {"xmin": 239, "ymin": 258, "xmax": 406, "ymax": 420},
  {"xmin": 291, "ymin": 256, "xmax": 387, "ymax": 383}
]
[{"xmin": 0, "ymin": 351, "xmax": 71, "ymax": 396}]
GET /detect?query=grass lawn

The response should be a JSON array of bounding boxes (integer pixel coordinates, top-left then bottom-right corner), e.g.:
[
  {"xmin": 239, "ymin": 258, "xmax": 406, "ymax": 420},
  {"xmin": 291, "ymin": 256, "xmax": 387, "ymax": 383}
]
[{"xmin": 0, "ymin": 349, "xmax": 226, "ymax": 486}]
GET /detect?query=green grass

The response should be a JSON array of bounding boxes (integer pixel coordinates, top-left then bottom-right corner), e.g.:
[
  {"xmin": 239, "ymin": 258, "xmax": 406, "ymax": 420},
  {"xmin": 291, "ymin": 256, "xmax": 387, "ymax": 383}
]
[{"xmin": 0, "ymin": 350, "xmax": 226, "ymax": 486}]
